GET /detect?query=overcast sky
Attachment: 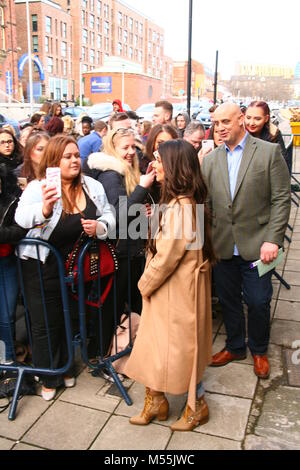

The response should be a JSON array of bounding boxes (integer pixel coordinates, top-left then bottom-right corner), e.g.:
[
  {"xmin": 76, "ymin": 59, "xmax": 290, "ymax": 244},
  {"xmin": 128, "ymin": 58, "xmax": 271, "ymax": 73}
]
[{"xmin": 123, "ymin": 0, "xmax": 299, "ymax": 79}]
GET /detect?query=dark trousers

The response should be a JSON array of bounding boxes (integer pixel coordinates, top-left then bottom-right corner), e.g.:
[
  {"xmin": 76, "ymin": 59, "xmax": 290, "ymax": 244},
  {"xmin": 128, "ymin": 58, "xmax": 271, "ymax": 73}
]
[
  {"xmin": 23, "ymin": 284, "xmax": 78, "ymax": 388},
  {"xmin": 213, "ymin": 256, "xmax": 273, "ymax": 356},
  {"xmin": 87, "ymin": 256, "xmax": 144, "ymax": 359}
]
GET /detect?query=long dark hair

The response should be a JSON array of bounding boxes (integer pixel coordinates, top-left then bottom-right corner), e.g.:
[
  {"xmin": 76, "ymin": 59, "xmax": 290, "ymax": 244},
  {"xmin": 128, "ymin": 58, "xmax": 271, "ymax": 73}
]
[
  {"xmin": 39, "ymin": 135, "xmax": 83, "ymax": 215},
  {"xmin": 22, "ymin": 132, "xmax": 50, "ymax": 182},
  {"xmin": 246, "ymin": 101, "xmax": 278, "ymax": 142},
  {"xmin": 148, "ymin": 139, "xmax": 216, "ymax": 263},
  {"xmin": 145, "ymin": 124, "xmax": 178, "ymax": 160},
  {"xmin": 0, "ymin": 128, "xmax": 23, "ymax": 167}
]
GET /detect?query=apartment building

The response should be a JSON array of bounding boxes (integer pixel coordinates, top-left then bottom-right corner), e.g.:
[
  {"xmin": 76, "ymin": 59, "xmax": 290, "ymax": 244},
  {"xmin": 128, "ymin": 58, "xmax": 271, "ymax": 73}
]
[
  {"xmin": 0, "ymin": 0, "xmax": 19, "ymax": 101},
  {"xmin": 15, "ymin": 0, "xmax": 74, "ymax": 100}
]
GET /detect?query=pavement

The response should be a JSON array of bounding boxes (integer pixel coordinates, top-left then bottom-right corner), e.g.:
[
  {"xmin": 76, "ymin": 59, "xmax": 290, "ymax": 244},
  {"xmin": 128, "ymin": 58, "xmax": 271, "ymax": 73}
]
[{"xmin": 1, "ymin": 136, "xmax": 300, "ymax": 451}]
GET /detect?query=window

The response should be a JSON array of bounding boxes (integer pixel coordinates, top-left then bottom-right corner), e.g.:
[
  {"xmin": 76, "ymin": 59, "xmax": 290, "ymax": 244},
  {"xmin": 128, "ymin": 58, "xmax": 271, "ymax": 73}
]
[
  {"xmin": 90, "ymin": 31, "xmax": 95, "ymax": 46},
  {"xmin": 123, "ymin": 30, "xmax": 128, "ymax": 43},
  {"xmin": 139, "ymin": 22, "xmax": 143, "ymax": 35},
  {"xmin": 118, "ymin": 11, "xmax": 122, "ymax": 25},
  {"xmin": 90, "ymin": 0, "xmax": 94, "ymax": 10},
  {"xmin": 97, "ymin": 0, "xmax": 101, "ymax": 15},
  {"xmin": 62, "ymin": 22, "xmax": 67, "ymax": 38},
  {"xmin": 45, "ymin": 16, "xmax": 52, "ymax": 34},
  {"xmin": 82, "ymin": 64, "xmax": 88, "ymax": 72},
  {"xmin": 82, "ymin": 46, "xmax": 86, "ymax": 60},
  {"xmin": 81, "ymin": 10, "xmax": 85, "ymax": 26},
  {"xmin": 90, "ymin": 49, "xmax": 95, "ymax": 64},
  {"xmin": 61, "ymin": 41, "xmax": 67, "ymax": 57},
  {"xmin": 89, "ymin": 14, "xmax": 94, "ymax": 29},
  {"xmin": 104, "ymin": 21, "xmax": 109, "ymax": 36},
  {"xmin": 138, "ymin": 50, "xmax": 142, "ymax": 63},
  {"xmin": 124, "ymin": 44, "xmax": 127, "ymax": 56},
  {"xmin": 32, "ymin": 14, "xmax": 38, "ymax": 32},
  {"xmin": 135, "ymin": 20, "xmax": 138, "ymax": 31},
  {"xmin": 96, "ymin": 51, "xmax": 100, "ymax": 65},
  {"xmin": 47, "ymin": 57, "xmax": 53, "ymax": 73},
  {"xmin": 105, "ymin": 37, "xmax": 109, "ymax": 52},
  {"xmin": 152, "ymin": 31, "xmax": 156, "ymax": 42},
  {"xmin": 32, "ymin": 35, "xmax": 38, "ymax": 52},
  {"xmin": 104, "ymin": 4, "xmax": 109, "ymax": 18},
  {"xmin": 118, "ymin": 42, "xmax": 122, "ymax": 56},
  {"xmin": 82, "ymin": 28, "xmax": 88, "ymax": 44},
  {"xmin": 129, "ymin": 46, "xmax": 133, "ymax": 59},
  {"xmin": 148, "ymin": 41, "xmax": 151, "ymax": 53},
  {"xmin": 118, "ymin": 27, "xmax": 122, "ymax": 41},
  {"xmin": 45, "ymin": 36, "xmax": 49, "ymax": 53},
  {"xmin": 96, "ymin": 17, "xmax": 100, "ymax": 32},
  {"xmin": 82, "ymin": 0, "xmax": 88, "ymax": 8},
  {"xmin": 134, "ymin": 35, "xmax": 138, "ymax": 47},
  {"xmin": 129, "ymin": 18, "xmax": 133, "ymax": 31},
  {"xmin": 97, "ymin": 34, "xmax": 101, "ymax": 48}
]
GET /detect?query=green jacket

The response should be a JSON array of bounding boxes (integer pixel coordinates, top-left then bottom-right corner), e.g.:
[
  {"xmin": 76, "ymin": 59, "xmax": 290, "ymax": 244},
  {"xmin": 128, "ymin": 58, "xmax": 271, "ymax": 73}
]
[{"xmin": 201, "ymin": 134, "xmax": 291, "ymax": 261}]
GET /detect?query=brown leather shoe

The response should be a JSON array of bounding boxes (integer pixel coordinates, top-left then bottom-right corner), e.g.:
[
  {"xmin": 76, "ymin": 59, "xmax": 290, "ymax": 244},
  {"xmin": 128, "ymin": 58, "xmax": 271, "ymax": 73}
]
[
  {"xmin": 253, "ymin": 355, "xmax": 270, "ymax": 379},
  {"xmin": 210, "ymin": 348, "xmax": 247, "ymax": 367}
]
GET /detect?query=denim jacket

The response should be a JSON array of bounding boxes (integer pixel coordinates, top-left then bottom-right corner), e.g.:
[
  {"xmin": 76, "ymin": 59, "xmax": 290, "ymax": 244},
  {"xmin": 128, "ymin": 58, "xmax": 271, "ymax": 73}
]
[{"xmin": 15, "ymin": 175, "xmax": 116, "ymax": 262}]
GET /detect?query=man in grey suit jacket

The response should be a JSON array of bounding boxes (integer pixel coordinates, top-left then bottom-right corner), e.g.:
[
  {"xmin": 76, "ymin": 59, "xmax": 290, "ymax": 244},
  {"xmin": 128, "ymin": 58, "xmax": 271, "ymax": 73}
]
[{"xmin": 201, "ymin": 103, "xmax": 290, "ymax": 379}]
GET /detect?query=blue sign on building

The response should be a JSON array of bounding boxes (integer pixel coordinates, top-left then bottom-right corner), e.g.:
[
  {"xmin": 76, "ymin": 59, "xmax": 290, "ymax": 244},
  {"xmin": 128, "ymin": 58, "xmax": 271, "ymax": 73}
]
[
  {"xmin": 6, "ymin": 71, "xmax": 12, "ymax": 95},
  {"xmin": 91, "ymin": 76, "xmax": 112, "ymax": 94}
]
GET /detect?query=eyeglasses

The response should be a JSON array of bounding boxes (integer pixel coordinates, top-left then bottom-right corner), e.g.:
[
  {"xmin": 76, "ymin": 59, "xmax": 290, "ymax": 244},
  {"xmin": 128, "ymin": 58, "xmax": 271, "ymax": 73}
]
[
  {"xmin": 153, "ymin": 150, "xmax": 161, "ymax": 162},
  {"xmin": 111, "ymin": 127, "xmax": 135, "ymax": 141},
  {"xmin": 0, "ymin": 139, "xmax": 14, "ymax": 146}
]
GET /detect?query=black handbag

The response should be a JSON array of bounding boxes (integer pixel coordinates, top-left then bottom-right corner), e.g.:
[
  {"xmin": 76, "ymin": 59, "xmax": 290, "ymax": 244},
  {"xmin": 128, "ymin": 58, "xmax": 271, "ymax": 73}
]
[{"xmin": 0, "ymin": 369, "xmax": 36, "ymax": 414}]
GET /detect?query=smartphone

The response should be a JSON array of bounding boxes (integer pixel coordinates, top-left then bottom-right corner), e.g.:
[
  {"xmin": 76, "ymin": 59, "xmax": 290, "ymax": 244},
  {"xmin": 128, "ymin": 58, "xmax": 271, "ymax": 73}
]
[
  {"xmin": 46, "ymin": 167, "xmax": 61, "ymax": 197},
  {"xmin": 17, "ymin": 177, "xmax": 28, "ymax": 191},
  {"xmin": 202, "ymin": 140, "xmax": 215, "ymax": 153}
]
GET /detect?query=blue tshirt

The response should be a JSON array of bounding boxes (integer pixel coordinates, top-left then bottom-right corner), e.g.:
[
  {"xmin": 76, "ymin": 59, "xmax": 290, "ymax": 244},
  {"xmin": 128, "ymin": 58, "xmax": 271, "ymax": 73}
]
[{"xmin": 78, "ymin": 132, "xmax": 102, "ymax": 163}]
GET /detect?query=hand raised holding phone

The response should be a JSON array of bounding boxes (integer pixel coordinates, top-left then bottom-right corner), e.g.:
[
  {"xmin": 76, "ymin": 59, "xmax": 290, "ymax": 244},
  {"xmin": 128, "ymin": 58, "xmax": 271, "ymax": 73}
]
[{"xmin": 42, "ymin": 168, "xmax": 61, "ymax": 218}]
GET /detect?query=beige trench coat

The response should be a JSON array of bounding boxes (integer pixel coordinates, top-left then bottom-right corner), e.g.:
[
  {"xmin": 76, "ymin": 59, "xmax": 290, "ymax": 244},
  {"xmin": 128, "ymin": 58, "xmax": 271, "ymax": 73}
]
[{"xmin": 125, "ymin": 198, "xmax": 212, "ymax": 411}]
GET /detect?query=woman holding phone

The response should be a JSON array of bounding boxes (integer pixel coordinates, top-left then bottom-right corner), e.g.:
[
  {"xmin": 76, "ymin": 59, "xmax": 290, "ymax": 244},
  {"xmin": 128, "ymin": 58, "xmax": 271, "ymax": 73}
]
[
  {"xmin": 125, "ymin": 139, "xmax": 216, "ymax": 431},
  {"xmin": 0, "ymin": 128, "xmax": 25, "ymax": 364},
  {"xmin": 83, "ymin": 128, "xmax": 155, "ymax": 367},
  {"xmin": 15, "ymin": 134, "xmax": 115, "ymax": 400}
]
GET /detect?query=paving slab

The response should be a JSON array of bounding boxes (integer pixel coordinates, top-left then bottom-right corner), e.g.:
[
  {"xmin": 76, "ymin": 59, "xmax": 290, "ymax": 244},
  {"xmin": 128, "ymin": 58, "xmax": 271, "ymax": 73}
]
[
  {"xmin": 203, "ymin": 362, "xmax": 257, "ymax": 399},
  {"xmin": 0, "ymin": 437, "xmax": 14, "ymax": 450},
  {"xmin": 290, "ymin": 232, "xmax": 300, "ymax": 241},
  {"xmin": 167, "ymin": 432, "xmax": 241, "ymax": 450},
  {"xmin": 0, "ymin": 396, "xmax": 50, "ymax": 441},
  {"xmin": 13, "ymin": 442, "xmax": 44, "ymax": 450},
  {"xmin": 115, "ymin": 382, "xmax": 186, "ymax": 426},
  {"xmin": 285, "ymin": 349, "xmax": 300, "ymax": 387},
  {"xmin": 289, "ymin": 241, "xmax": 300, "ymax": 250},
  {"xmin": 194, "ymin": 393, "xmax": 252, "ymax": 441},
  {"xmin": 286, "ymin": 249, "xmax": 300, "ymax": 260},
  {"xmin": 278, "ymin": 286, "xmax": 300, "ymax": 302},
  {"xmin": 23, "ymin": 400, "xmax": 109, "ymax": 450},
  {"xmin": 244, "ymin": 434, "xmax": 295, "ymax": 450},
  {"xmin": 274, "ymin": 300, "xmax": 300, "ymax": 322},
  {"xmin": 255, "ymin": 386, "xmax": 300, "ymax": 449},
  {"xmin": 59, "ymin": 368, "xmax": 120, "ymax": 413},
  {"xmin": 282, "ymin": 271, "xmax": 300, "ymax": 286},
  {"xmin": 270, "ymin": 319, "xmax": 300, "ymax": 348},
  {"xmin": 284, "ymin": 259, "xmax": 300, "ymax": 272},
  {"xmin": 90, "ymin": 415, "xmax": 171, "ymax": 450}
]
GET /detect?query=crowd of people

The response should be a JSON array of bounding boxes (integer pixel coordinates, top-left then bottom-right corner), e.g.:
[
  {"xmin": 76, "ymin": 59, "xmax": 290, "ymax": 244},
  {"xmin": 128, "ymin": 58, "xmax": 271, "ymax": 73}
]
[{"xmin": 0, "ymin": 97, "xmax": 291, "ymax": 431}]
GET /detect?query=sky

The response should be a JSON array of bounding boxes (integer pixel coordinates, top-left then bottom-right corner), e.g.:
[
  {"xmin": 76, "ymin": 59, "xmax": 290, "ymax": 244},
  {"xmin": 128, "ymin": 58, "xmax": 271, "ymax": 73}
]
[{"xmin": 123, "ymin": 0, "xmax": 299, "ymax": 79}]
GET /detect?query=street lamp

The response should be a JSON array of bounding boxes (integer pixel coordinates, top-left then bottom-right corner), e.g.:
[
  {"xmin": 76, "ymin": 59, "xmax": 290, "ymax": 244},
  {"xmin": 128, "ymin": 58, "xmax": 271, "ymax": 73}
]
[
  {"xmin": 25, "ymin": 0, "xmax": 34, "ymax": 115},
  {"xmin": 187, "ymin": 0, "xmax": 193, "ymax": 118}
]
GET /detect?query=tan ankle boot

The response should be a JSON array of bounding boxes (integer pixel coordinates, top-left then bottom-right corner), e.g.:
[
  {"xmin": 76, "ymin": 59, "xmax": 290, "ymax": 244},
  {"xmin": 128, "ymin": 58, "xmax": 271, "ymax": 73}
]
[
  {"xmin": 170, "ymin": 396, "xmax": 209, "ymax": 431},
  {"xmin": 130, "ymin": 387, "xmax": 169, "ymax": 425}
]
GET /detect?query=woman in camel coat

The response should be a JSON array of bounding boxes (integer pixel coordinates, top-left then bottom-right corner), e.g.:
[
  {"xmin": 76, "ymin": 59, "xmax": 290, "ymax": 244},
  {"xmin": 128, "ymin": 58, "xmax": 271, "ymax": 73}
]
[{"xmin": 125, "ymin": 139, "xmax": 216, "ymax": 432}]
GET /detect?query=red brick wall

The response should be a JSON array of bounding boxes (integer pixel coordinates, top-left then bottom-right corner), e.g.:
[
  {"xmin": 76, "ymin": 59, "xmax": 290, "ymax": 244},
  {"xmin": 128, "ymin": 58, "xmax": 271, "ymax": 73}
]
[
  {"xmin": 0, "ymin": 0, "xmax": 19, "ymax": 101},
  {"xmin": 83, "ymin": 71, "xmax": 163, "ymax": 109}
]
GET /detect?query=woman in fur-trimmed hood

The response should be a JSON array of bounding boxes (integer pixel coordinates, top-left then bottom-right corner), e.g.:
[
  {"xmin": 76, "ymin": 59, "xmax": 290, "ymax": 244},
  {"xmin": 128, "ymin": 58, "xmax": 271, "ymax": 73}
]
[{"xmin": 82, "ymin": 128, "xmax": 156, "ymax": 364}]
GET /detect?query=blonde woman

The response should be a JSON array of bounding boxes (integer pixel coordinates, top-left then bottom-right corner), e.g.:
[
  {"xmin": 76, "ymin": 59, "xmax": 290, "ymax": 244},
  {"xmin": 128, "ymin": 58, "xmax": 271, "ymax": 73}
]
[{"xmin": 82, "ymin": 128, "xmax": 155, "ymax": 366}]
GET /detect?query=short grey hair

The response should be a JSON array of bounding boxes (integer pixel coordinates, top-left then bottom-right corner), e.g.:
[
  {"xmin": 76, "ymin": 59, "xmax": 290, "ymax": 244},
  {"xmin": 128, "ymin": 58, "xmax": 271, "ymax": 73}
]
[{"xmin": 184, "ymin": 121, "xmax": 205, "ymax": 137}]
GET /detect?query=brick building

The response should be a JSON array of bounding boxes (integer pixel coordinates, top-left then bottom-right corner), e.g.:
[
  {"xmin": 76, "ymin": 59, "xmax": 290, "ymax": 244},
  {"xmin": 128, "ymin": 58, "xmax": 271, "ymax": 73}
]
[
  {"xmin": 173, "ymin": 60, "xmax": 214, "ymax": 100},
  {"xmin": 15, "ymin": 0, "xmax": 73, "ymax": 101},
  {"xmin": 0, "ymin": 0, "xmax": 19, "ymax": 101},
  {"xmin": 13, "ymin": 0, "xmax": 171, "ymax": 104}
]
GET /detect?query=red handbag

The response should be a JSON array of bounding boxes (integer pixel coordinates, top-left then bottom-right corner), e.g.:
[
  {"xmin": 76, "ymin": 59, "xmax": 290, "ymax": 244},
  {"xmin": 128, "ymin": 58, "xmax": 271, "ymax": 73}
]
[{"xmin": 65, "ymin": 232, "xmax": 118, "ymax": 307}]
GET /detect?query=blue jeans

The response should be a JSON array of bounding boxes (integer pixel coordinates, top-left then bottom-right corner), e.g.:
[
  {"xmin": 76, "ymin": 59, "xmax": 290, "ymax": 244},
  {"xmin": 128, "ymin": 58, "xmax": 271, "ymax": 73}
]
[
  {"xmin": 0, "ymin": 255, "xmax": 18, "ymax": 361},
  {"xmin": 213, "ymin": 256, "xmax": 273, "ymax": 356}
]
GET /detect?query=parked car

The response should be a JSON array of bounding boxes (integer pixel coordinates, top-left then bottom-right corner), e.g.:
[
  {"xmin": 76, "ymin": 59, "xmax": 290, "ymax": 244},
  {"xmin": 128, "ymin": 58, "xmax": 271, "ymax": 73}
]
[
  {"xmin": 0, "ymin": 113, "xmax": 21, "ymax": 137},
  {"xmin": 63, "ymin": 106, "xmax": 88, "ymax": 119},
  {"xmin": 135, "ymin": 103, "xmax": 155, "ymax": 122},
  {"xmin": 196, "ymin": 109, "xmax": 212, "ymax": 129},
  {"xmin": 88, "ymin": 102, "xmax": 131, "ymax": 122}
]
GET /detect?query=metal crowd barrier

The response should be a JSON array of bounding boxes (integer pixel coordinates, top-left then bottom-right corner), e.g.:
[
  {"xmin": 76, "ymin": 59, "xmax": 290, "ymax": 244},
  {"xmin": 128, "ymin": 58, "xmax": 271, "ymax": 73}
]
[
  {"xmin": 0, "ymin": 238, "xmax": 137, "ymax": 419},
  {"xmin": 0, "ymin": 239, "xmax": 74, "ymax": 420}
]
